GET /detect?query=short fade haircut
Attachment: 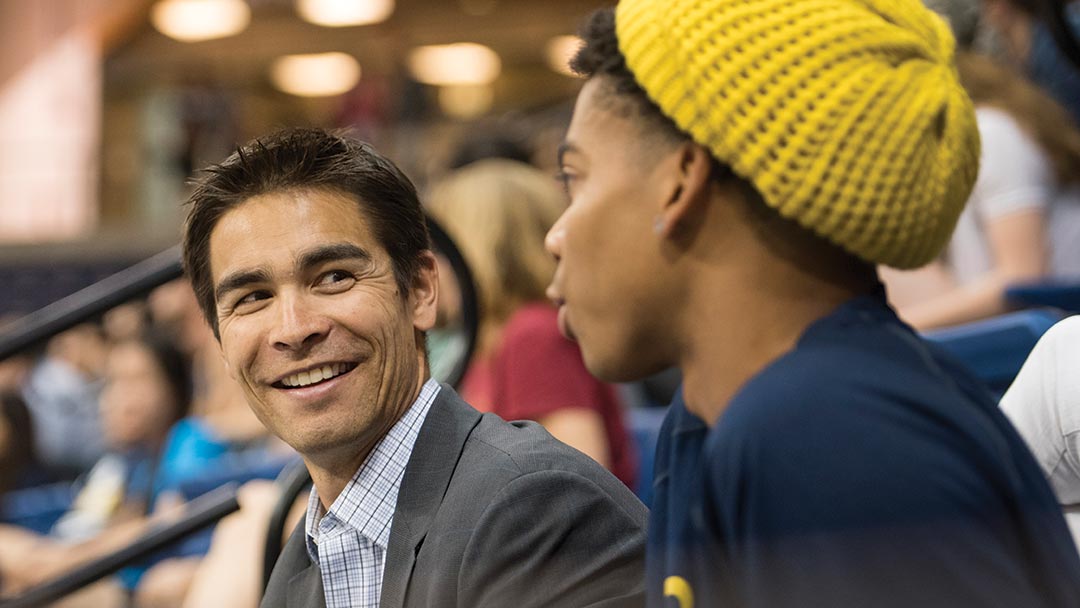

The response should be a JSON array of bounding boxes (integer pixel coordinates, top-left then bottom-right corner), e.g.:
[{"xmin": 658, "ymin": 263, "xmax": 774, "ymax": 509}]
[
  {"xmin": 571, "ymin": 8, "xmax": 737, "ymax": 179},
  {"xmin": 182, "ymin": 128, "xmax": 431, "ymax": 338}
]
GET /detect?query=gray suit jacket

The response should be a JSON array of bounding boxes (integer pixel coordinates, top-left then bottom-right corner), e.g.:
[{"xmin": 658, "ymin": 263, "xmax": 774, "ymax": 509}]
[{"xmin": 261, "ymin": 384, "xmax": 647, "ymax": 608}]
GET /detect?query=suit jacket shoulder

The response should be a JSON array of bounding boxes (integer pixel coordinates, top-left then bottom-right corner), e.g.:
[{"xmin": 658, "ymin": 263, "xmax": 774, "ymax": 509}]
[
  {"xmin": 262, "ymin": 384, "xmax": 647, "ymax": 608},
  {"xmin": 386, "ymin": 385, "xmax": 647, "ymax": 608}
]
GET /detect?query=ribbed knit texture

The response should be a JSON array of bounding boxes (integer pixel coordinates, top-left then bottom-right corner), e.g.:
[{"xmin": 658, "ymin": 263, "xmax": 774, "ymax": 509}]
[{"xmin": 616, "ymin": 0, "xmax": 981, "ymax": 268}]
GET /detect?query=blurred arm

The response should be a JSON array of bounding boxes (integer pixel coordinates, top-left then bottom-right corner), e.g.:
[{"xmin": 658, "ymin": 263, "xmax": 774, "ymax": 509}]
[
  {"xmin": 538, "ymin": 408, "xmax": 611, "ymax": 469},
  {"xmin": 895, "ymin": 209, "xmax": 1046, "ymax": 330}
]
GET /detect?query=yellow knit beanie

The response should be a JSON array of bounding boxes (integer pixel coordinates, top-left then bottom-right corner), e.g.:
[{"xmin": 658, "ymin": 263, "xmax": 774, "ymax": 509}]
[{"xmin": 615, "ymin": 0, "xmax": 980, "ymax": 268}]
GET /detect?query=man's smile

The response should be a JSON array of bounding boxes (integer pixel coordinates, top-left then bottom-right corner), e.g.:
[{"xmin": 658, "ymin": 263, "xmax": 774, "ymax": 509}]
[{"xmin": 271, "ymin": 361, "xmax": 359, "ymax": 389}]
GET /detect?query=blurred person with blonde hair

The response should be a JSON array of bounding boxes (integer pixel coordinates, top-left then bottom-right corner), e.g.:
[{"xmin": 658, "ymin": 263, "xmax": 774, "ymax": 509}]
[
  {"xmin": 427, "ymin": 159, "xmax": 635, "ymax": 487},
  {"xmin": 886, "ymin": 51, "xmax": 1080, "ymax": 328}
]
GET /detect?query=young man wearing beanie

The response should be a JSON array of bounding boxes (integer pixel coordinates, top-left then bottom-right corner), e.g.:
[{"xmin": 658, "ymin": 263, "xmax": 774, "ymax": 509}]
[{"xmin": 545, "ymin": 1, "xmax": 1080, "ymax": 606}]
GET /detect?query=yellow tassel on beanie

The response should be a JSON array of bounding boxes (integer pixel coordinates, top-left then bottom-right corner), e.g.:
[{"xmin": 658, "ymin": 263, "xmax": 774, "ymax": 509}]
[{"xmin": 615, "ymin": 0, "xmax": 980, "ymax": 268}]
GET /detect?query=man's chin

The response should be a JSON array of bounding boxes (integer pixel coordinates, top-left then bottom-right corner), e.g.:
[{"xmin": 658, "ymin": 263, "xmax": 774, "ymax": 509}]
[
  {"xmin": 580, "ymin": 347, "xmax": 625, "ymax": 383},
  {"xmin": 276, "ymin": 420, "xmax": 359, "ymax": 456},
  {"xmin": 583, "ymin": 344, "xmax": 667, "ymax": 385}
]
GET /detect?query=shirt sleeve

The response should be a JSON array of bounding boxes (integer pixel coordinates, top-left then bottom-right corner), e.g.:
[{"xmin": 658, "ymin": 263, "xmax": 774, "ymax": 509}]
[
  {"xmin": 459, "ymin": 469, "xmax": 647, "ymax": 607},
  {"xmin": 1001, "ymin": 315, "xmax": 1080, "ymax": 505},
  {"xmin": 969, "ymin": 107, "xmax": 1052, "ymax": 221},
  {"xmin": 492, "ymin": 307, "xmax": 612, "ymax": 422}
]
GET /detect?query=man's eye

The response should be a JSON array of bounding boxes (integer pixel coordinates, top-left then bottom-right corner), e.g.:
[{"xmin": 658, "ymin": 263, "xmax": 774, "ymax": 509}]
[
  {"xmin": 554, "ymin": 170, "xmax": 576, "ymax": 196},
  {"xmin": 235, "ymin": 291, "xmax": 270, "ymax": 309},
  {"xmin": 318, "ymin": 270, "xmax": 354, "ymax": 286}
]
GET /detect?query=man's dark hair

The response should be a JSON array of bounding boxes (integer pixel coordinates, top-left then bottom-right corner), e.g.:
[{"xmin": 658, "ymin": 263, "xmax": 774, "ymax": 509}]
[{"xmin": 182, "ymin": 128, "xmax": 431, "ymax": 338}]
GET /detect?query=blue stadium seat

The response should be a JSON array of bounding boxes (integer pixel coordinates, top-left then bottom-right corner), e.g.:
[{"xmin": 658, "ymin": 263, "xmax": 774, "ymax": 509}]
[
  {"xmin": 0, "ymin": 481, "xmax": 76, "ymax": 534},
  {"xmin": 923, "ymin": 309, "xmax": 1064, "ymax": 396},
  {"xmin": 1006, "ymin": 281, "xmax": 1080, "ymax": 313},
  {"xmin": 628, "ymin": 407, "xmax": 667, "ymax": 508},
  {"xmin": 175, "ymin": 453, "xmax": 297, "ymax": 501}
]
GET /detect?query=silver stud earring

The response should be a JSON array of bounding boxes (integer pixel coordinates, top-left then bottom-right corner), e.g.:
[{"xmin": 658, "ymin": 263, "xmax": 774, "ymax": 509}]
[{"xmin": 653, "ymin": 216, "xmax": 667, "ymax": 235}]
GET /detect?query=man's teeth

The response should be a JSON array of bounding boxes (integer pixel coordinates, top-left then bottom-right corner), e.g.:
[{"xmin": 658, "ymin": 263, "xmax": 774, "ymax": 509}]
[{"xmin": 281, "ymin": 363, "xmax": 349, "ymax": 388}]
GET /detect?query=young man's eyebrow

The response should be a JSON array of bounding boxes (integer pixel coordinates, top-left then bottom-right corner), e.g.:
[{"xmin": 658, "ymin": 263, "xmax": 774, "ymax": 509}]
[
  {"xmin": 557, "ymin": 141, "xmax": 579, "ymax": 166},
  {"xmin": 215, "ymin": 268, "xmax": 272, "ymax": 304},
  {"xmin": 297, "ymin": 242, "xmax": 372, "ymax": 271}
]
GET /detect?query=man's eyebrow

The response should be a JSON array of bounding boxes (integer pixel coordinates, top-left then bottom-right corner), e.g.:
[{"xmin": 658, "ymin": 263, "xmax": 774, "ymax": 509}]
[
  {"xmin": 297, "ymin": 242, "xmax": 372, "ymax": 271},
  {"xmin": 213, "ymin": 244, "xmax": 372, "ymax": 305},
  {"xmin": 215, "ymin": 268, "xmax": 272, "ymax": 304}
]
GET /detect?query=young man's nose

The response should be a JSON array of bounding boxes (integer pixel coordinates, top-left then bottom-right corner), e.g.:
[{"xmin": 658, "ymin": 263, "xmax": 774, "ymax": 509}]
[{"xmin": 545, "ymin": 217, "xmax": 566, "ymax": 261}]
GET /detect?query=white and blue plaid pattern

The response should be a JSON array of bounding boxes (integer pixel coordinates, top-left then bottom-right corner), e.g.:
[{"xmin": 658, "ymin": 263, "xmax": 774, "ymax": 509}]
[{"xmin": 304, "ymin": 379, "xmax": 440, "ymax": 608}]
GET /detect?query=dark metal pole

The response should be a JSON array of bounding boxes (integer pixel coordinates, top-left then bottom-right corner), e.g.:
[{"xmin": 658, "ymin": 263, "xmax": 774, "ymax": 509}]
[
  {"xmin": 0, "ymin": 484, "xmax": 239, "ymax": 608},
  {"xmin": 0, "ymin": 246, "xmax": 183, "ymax": 362}
]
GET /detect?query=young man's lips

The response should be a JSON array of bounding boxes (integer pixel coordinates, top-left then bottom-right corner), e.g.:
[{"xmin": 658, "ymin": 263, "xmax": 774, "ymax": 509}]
[
  {"xmin": 555, "ymin": 303, "xmax": 576, "ymax": 342},
  {"xmin": 546, "ymin": 283, "xmax": 563, "ymax": 306}
]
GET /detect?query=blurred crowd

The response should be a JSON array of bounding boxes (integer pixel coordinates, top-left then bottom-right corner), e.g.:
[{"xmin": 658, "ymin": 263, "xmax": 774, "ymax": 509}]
[
  {"xmin": 884, "ymin": 0, "xmax": 1080, "ymax": 328},
  {"xmin": 0, "ymin": 278, "xmax": 294, "ymax": 606}
]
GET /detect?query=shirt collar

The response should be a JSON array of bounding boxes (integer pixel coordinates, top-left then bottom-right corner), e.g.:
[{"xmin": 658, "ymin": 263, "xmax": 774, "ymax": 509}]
[{"xmin": 304, "ymin": 378, "xmax": 441, "ymax": 563}]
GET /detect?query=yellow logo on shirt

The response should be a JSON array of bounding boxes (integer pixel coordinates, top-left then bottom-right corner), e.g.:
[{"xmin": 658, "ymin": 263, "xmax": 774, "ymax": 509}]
[{"xmin": 664, "ymin": 576, "xmax": 694, "ymax": 608}]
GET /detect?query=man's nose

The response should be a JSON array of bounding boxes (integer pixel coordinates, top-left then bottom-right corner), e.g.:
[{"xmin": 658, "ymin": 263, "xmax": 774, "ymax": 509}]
[{"xmin": 267, "ymin": 294, "xmax": 330, "ymax": 353}]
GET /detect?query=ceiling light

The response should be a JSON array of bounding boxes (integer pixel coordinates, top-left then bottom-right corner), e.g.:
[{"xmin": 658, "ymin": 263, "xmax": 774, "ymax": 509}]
[
  {"xmin": 438, "ymin": 84, "xmax": 494, "ymax": 119},
  {"xmin": 296, "ymin": 0, "xmax": 395, "ymax": 27},
  {"xmin": 545, "ymin": 35, "xmax": 582, "ymax": 77},
  {"xmin": 150, "ymin": 0, "xmax": 250, "ymax": 42},
  {"xmin": 270, "ymin": 52, "xmax": 361, "ymax": 97},
  {"xmin": 408, "ymin": 43, "xmax": 501, "ymax": 86}
]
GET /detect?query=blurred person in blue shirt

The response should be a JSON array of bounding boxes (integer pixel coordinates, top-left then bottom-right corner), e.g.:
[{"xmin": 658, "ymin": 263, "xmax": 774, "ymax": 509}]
[{"xmin": 980, "ymin": 0, "xmax": 1080, "ymax": 125}]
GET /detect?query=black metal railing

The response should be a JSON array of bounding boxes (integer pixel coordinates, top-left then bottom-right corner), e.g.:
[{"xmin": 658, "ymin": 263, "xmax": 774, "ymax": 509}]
[{"xmin": 0, "ymin": 484, "xmax": 240, "ymax": 608}]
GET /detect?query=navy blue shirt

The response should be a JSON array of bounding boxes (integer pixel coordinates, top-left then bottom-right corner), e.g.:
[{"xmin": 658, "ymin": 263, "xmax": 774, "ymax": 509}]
[{"xmin": 646, "ymin": 292, "xmax": 1080, "ymax": 607}]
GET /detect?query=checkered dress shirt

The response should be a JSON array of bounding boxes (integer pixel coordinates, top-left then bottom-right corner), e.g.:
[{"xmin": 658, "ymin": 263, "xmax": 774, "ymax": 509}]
[{"xmin": 304, "ymin": 379, "xmax": 440, "ymax": 608}]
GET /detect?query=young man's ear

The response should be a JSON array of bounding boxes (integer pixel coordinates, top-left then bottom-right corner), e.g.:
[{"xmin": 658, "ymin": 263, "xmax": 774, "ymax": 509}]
[
  {"xmin": 411, "ymin": 250, "xmax": 440, "ymax": 332},
  {"xmin": 655, "ymin": 142, "xmax": 714, "ymax": 238}
]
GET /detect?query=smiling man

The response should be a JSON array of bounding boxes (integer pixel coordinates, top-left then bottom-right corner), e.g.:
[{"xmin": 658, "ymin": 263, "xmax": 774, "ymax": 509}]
[
  {"xmin": 545, "ymin": 1, "xmax": 1080, "ymax": 607},
  {"xmin": 181, "ymin": 128, "xmax": 646, "ymax": 608}
]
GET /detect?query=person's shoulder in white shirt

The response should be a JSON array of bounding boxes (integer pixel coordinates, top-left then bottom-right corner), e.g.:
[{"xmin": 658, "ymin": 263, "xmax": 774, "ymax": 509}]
[{"xmin": 1000, "ymin": 315, "xmax": 1080, "ymax": 546}]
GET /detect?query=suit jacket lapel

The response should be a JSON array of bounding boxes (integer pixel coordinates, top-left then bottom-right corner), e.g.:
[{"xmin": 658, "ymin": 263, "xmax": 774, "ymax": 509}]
[
  {"xmin": 380, "ymin": 384, "xmax": 481, "ymax": 608},
  {"xmin": 262, "ymin": 521, "xmax": 326, "ymax": 608},
  {"xmin": 287, "ymin": 565, "xmax": 325, "ymax": 608}
]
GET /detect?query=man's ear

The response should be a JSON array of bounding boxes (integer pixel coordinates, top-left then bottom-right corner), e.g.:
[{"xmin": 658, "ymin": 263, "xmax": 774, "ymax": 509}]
[
  {"xmin": 655, "ymin": 142, "xmax": 714, "ymax": 239},
  {"xmin": 410, "ymin": 250, "xmax": 439, "ymax": 332}
]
